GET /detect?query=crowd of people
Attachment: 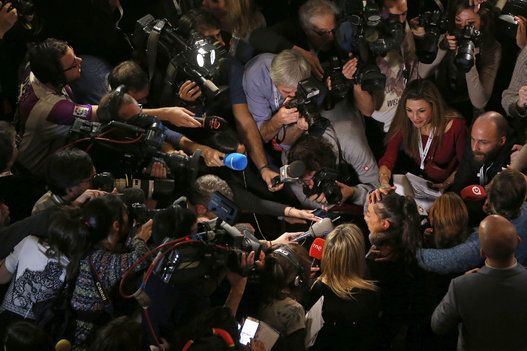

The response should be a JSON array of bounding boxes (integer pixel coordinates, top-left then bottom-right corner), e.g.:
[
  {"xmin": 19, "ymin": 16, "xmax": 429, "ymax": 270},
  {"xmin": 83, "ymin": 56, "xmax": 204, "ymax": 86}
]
[{"xmin": 1, "ymin": 0, "xmax": 527, "ymax": 350}]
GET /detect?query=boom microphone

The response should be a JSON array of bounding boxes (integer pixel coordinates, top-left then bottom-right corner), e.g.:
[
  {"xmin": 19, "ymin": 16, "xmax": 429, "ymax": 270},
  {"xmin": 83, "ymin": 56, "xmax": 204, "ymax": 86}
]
[
  {"xmin": 293, "ymin": 218, "xmax": 334, "ymax": 242},
  {"xmin": 271, "ymin": 160, "xmax": 306, "ymax": 186}
]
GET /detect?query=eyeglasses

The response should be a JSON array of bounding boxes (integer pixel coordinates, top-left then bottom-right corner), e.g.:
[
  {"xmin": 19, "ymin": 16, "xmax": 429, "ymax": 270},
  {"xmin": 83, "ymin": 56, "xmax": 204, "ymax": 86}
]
[
  {"xmin": 309, "ymin": 27, "xmax": 336, "ymax": 37},
  {"xmin": 63, "ymin": 56, "xmax": 81, "ymax": 72}
]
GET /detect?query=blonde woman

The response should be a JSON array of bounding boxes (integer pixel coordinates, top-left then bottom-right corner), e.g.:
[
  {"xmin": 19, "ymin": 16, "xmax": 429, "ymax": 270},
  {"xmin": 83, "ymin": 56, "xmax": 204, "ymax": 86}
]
[{"xmin": 307, "ymin": 224, "xmax": 380, "ymax": 351}]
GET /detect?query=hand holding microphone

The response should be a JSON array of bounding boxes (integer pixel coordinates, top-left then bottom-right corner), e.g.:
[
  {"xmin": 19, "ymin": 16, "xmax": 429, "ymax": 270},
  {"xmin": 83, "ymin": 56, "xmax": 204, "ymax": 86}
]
[
  {"xmin": 194, "ymin": 114, "xmax": 229, "ymax": 131},
  {"xmin": 292, "ymin": 217, "xmax": 334, "ymax": 242},
  {"xmin": 271, "ymin": 160, "xmax": 306, "ymax": 187},
  {"xmin": 309, "ymin": 238, "xmax": 325, "ymax": 265},
  {"xmin": 309, "ymin": 238, "xmax": 325, "ymax": 278}
]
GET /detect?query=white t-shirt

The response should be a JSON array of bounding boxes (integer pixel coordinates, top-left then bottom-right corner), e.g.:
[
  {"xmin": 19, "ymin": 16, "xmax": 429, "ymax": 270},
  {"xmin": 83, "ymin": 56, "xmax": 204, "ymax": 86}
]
[
  {"xmin": 371, "ymin": 51, "xmax": 408, "ymax": 132},
  {"xmin": 1, "ymin": 235, "xmax": 68, "ymax": 319}
]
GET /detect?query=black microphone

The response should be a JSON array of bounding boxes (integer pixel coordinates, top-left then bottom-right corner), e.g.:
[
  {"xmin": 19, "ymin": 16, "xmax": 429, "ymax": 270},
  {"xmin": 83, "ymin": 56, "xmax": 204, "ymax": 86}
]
[
  {"xmin": 271, "ymin": 161, "xmax": 306, "ymax": 186},
  {"xmin": 194, "ymin": 115, "xmax": 229, "ymax": 131},
  {"xmin": 292, "ymin": 218, "xmax": 334, "ymax": 242}
]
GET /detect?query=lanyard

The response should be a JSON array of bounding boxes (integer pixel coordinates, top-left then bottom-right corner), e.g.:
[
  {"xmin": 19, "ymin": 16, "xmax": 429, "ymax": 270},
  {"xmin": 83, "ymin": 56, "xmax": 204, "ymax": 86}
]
[
  {"xmin": 272, "ymin": 84, "xmax": 281, "ymax": 111},
  {"xmin": 418, "ymin": 129, "xmax": 435, "ymax": 171},
  {"xmin": 478, "ymin": 163, "xmax": 493, "ymax": 185}
]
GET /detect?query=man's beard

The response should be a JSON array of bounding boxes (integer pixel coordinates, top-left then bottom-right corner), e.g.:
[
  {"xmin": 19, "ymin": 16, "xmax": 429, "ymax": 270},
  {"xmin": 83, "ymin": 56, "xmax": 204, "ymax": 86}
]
[{"xmin": 472, "ymin": 145, "xmax": 503, "ymax": 167}]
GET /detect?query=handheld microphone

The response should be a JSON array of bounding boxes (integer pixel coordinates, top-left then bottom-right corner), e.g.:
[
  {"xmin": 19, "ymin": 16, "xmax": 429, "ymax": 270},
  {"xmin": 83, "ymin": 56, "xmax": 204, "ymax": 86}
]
[
  {"xmin": 460, "ymin": 185, "xmax": 487, "ymax": 201},
  {"xmin": 309, "ymin": 238, "xmax": 325, "ymax": 267},
  {"xmin": 223, "ymin": 153, "xmax": 248, "ymax": 171},
  {"xmin": 271, "ymin": 160, "xmax": 306, "ymax": 186},
  {"xmin": 293, "ymin": 217, "xmax": 334, "ymax": 242},
  {"xmin": 195, "ymin": 115, "xmax": 228, "ymax": 130}
]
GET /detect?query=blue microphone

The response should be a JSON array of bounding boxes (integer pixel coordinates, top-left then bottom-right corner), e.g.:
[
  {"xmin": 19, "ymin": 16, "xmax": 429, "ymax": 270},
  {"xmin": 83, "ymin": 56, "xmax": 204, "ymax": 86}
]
[{"xmin": 223, "ymin": 153, "xmax": 248, "ymax": 171}]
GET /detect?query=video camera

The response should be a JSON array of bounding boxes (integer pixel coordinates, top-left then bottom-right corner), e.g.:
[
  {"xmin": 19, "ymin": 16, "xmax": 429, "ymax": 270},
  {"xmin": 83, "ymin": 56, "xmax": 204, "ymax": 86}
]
[
  {"xmin": 345, "ymin": 0, "xmax": 405, "ymax": 57},
  {"xmin": 303, "ymin": 168, "xmax": 342, "ymax": 204},
  {"xmin": 133, "ymin": 14, "xmax": 227, "ymax": 104},
  {"xmin": 285, "ymin": 77, "xmax": 330, "ymax": 137},
  {"xmin": 69, "ymin": 117, "xmax": 201, "ymax": 186},
  {"xmin": 452, "ymin": 24, "xmax": 481, "ymax": 73},
  {"xmin": 153, "ymin": 191, "xmax": 262, "ymax": 291}
]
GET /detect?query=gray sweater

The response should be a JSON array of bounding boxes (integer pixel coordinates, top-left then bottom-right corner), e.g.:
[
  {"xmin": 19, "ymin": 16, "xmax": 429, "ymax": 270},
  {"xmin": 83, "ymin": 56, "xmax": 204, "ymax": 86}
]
[{"xmin": 502, "ymin": 46, "xmax": 527, "ymax": 118}]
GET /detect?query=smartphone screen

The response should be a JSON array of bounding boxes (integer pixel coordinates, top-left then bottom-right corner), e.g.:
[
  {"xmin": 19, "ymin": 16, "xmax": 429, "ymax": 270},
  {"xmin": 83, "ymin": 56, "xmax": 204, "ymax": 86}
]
[
  {"xmin": 313, "ymin": 209, "xmax": 340, "ymax": 221},
  {"xmin": 239, "ymin": 317, "xmax": 259, "ymax": 345}
]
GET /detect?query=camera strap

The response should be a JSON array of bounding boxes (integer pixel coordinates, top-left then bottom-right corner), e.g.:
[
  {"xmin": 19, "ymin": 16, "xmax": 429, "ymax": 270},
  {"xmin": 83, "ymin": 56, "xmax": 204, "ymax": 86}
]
[
  {"xmin": 147, "ymin": 19, "xmax": 166, "ymax": 84},
  {"xmin": 88, "ymin": 256, "xmax": 114, "ymax": 317},
  {"xmin": 433, "ymin": 0, "xmax": 444, "ymax": 12}
]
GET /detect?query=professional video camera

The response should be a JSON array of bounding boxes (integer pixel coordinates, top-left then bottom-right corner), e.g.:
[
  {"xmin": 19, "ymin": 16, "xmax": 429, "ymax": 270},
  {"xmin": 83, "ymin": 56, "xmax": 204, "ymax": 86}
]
[
  {"xmin": 498, "ymin": 0, "xmax": 527, "ymax": 39},
  {"xmin": 284, "ymin": 77, "xmax": 330, "ymax": 136},
  {"xmin": 452, "ymin": 24, "xmax": 481, "ymax": 73},
  {"xmin": 68, "ymin": 117, "xmax": 201, "ymax": 187},
  {"xmin": 334, "ymin": 1, "xmax": 391, "ymax": 93},
  {"xmin": 303, "ymin": 168, "xmax": 342, "ymax": 204},
  {"xmin": 414, "ymin": 10, "xmax": 448, "ymax": 63},
  {"xmin": 346, "ymin": 0, "xmax": 405, "ymax": 56},
  {"xmin": 133, "ymin": 14, "xmax": 227, "ymax": 105},
  {"xmin": 153, "ymin": 191, "xmax": 262, "ymax": 290}
]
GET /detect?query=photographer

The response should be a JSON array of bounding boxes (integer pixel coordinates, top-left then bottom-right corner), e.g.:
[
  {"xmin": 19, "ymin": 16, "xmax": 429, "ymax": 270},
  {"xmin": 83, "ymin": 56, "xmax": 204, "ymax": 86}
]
[
  {"xmin": 417, "ymin": 0, "xmax": 501, "ymax": 121},
  {"xmin": 249, "ymin": 0, "xmax": 374, "ymax": 117},
  {"xmin": 287, "ymin": 135, "xmax": 378, "ymax": 208},
  {"xmin": 16, "ymin": 38, "xmax": 199, "ymax": 177},
  {"xmin": 70, "ymin": 195, "xmax": 152, "ymax": 349},
  {"xmin": 243, "ymin": 49, "xmax": 312, "ymax": 149},
  {"xmin": 97, "ymin": 88, "xmax": 226, "ymax": 168},
  {"xmin": 366, "ymin": 0, "xmax": 419, "ymax": 134},
  {"xmin": 502, "ymin": 45, "xmax": 527, "ymax": 119},
  {"xmin": 32, "ymin": 149, "xmax": 107, "ymax": 214}
]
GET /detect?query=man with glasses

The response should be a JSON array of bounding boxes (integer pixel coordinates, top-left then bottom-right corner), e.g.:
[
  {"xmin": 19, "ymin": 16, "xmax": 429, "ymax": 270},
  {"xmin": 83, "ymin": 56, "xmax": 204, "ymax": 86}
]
[{"xmin": 16, "ymin": 38, "xmax": 200, "ymax": 178}]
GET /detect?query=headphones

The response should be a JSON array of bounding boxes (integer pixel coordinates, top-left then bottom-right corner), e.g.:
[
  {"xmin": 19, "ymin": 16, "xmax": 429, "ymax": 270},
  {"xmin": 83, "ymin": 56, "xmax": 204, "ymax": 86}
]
[
  {"xmin": 181, "ymin": 328, "xmax": 235, "ymax": 351},
  {"xmin": 97, "ymin": 85, "xmax": 127, "ymax": 123},
  {"xmin": 272, "ymin": 246, "xmax": 305, "ymax": 287}
]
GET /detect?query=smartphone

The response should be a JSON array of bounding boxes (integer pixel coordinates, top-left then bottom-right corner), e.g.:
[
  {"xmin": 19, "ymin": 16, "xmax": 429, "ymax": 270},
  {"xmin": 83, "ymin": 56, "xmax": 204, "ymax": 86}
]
[
  {"xmin": 312, "ymin": 208, "xmax": 340, "ymax": 221},
  {"xmin": 239, "ymin": 317, "xmax": 260, "ymax": 345}
]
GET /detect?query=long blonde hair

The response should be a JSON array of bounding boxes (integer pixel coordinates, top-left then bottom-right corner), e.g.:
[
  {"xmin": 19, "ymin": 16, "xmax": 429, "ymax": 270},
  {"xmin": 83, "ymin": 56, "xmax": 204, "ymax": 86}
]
[{"xmin": 319, "ymin": 224, "xmax": 377, "ymax": 299}]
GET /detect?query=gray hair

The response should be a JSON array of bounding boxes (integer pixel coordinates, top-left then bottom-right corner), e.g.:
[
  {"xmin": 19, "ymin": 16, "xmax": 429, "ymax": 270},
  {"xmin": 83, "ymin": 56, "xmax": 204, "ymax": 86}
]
[
  {"xmin": 190, "ymin": 174, "xmax": 234, "ymax": 206},
  {"xmin": 299, "ymin": 0, "xmax": 340, "ymax": 30},
  {"xmin": 270, "ymin": 50, "xmax": 311, "ymax": 88}
]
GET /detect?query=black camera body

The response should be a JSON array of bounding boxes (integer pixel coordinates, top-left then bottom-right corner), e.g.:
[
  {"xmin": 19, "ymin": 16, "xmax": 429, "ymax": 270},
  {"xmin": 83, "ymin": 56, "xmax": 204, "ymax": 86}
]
[
  {"xmin": 285, "ymin": 77, "xmax": 330, "ymax": 136},
  {"xmin": 134, "ymin": 14, "xmax": 226, "ymax": 106},
  {"xmin": 153, "ymin": 193, "xmax": 262, "ymax": 289},
  {"xmin": 303, "ymin": 168, "xmax": 342, "ymax": 204},
  {"xmin": 326, "ymin": 56, "xmax": 350, "ymax": 100},
  {"xmin": 452, "ymin": 24, "xmax": 481, "ymax": 73},
  {"xmin": 415, "ymin": 10, "xmax": 448, "ymax": 64},
  {"xmin": 68, "ymin": 118, "xmax": 201, "ymax": 187}
]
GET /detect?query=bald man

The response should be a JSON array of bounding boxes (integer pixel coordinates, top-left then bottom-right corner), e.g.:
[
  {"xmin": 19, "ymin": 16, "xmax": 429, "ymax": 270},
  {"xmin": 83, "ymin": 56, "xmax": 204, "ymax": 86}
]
[
  {"xmin": 431, "ymin": 215, "xmax": 527, "ymax": 350},
  {"xmin": 452, "ymin": 112, "xmax": 513, "ymax": 193}
]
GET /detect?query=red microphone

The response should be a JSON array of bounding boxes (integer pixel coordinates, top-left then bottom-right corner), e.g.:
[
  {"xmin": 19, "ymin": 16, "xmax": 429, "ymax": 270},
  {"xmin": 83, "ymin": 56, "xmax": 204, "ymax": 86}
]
[
  {"xmin": 309, "ymin": 238, "xmax": 325, "ymax": 267},
  {"xmin": 460, "ymin": 185, "xmax": 487, "ymax": 202}
]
